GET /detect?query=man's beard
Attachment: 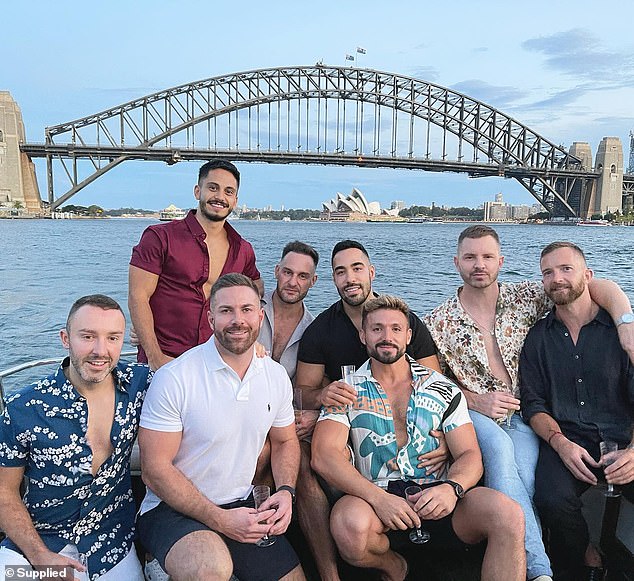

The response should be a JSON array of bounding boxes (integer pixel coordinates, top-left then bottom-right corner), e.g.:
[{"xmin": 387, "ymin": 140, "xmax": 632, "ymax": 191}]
[
  {"xmin": 199, "ymin": 198, "xmax": 232, "ymax": 222},
  {"xmin": 367, "ymin": 342, "xmax": 406, "ymax": 364},
  {"xmin": 547, "ymin": 280, "xmax": 585, "ymax": 305},
  {"xmin": 214, "ymin": 324, "xmax": 259, "ymax": 354}
]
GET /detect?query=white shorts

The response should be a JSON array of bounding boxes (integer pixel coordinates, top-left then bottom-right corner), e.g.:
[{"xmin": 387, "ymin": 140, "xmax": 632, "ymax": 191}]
[{"xmin": 0, "ymin": 543, "xmax": 143, "ymax": 581}]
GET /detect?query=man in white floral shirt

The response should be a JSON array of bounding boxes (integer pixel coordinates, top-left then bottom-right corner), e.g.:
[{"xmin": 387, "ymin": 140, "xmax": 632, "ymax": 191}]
[{"xmin": 424, "ymin": 225, "xmax": 634, "ymax": 581}]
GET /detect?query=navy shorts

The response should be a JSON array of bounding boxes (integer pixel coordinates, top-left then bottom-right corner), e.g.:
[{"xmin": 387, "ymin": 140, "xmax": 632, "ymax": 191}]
[
  {"xmin": 137, "ymin": 499, "xmax": 300, "ymax": 581},
  {"xmin": 386, "ymin": 480, "xmax": 471, "ymax": 551}
]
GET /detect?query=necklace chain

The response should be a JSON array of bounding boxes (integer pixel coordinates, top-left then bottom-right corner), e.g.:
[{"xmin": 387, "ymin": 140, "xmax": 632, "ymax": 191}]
[{"xmin": 463, "ymin": 307, "xmax": 496, "ymax": 336}]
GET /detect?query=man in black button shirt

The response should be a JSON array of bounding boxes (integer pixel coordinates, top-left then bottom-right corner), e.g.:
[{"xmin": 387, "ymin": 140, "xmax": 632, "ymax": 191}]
[{"xmin": 520, "ymin": 241, "xmax": 634, "ymax": 581}]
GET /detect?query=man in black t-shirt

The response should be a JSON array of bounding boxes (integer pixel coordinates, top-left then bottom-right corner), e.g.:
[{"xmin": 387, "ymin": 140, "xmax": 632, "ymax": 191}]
[{"xmin": 297, "ymin": 239, "xmax": 440, "ymax": 409}]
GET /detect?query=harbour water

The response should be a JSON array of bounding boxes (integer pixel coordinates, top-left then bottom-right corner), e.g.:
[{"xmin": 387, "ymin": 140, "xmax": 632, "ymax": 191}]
[{"xmin": 1, "ymin": 218, "xmax": 634, "ymax": 391}]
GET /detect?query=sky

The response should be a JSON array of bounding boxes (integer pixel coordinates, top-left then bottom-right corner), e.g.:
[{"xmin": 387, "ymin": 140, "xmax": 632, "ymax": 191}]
[{"xmin": 3, "ymin": 0, "xmax": 634, "ymax": 211}]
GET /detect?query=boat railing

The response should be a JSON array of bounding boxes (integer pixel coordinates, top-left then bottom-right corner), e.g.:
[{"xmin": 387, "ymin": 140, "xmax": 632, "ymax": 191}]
[{"xmin": 0, "ymin": 352, "xmax": 137, "ymax": 412}]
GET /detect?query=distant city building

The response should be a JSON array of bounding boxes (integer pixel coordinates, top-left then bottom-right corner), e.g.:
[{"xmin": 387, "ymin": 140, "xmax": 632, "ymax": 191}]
[
  {"xmin": 483, "ymin": 193, "xmax": 511, "ymax": 221},
  {"xmin": 321, "ymin": 188, "xmax": 380, "ymax": 220},
  {"xmin": 390, "ymin": 200, "xmax": 405, "ymax": 211},
  {"xmin": 511, "ymin": 205, "xmax": 530, "ymax": 221}
]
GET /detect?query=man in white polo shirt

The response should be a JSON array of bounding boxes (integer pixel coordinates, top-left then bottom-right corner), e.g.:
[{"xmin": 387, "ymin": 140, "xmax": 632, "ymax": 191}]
[{"xmin": 137, "ymin": 273, "xmax": 305, "ymax": 581}]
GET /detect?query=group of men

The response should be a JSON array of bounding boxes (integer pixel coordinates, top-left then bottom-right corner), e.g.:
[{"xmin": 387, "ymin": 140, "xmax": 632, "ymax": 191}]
[{"xmin": 1, "ymin": 159, "xmax": 633, "ymax": 581}]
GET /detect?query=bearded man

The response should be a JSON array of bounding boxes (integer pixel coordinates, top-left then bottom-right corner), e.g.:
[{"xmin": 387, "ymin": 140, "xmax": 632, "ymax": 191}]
[
  {"xmin": 129, "ymin": 159, "xmax": 263, "ymax": 370},
  {"xmin": 520, "ymin": 242, "xmax": 634, "ymax": 581},
  {"xmin": 137, "ymin": 273, "xmax": 304, "ymax": 581}
]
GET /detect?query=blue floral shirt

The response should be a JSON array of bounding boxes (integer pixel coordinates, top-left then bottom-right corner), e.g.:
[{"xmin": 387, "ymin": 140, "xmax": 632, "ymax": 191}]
[{"xmin": 0, "ymin": 359, "xmax": 151, "ymax": 580}]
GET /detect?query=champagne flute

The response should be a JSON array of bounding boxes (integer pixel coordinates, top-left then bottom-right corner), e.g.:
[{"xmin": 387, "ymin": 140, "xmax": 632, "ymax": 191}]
[
  {"xmin": 253, "ymin": 485, "xmax": 277, "ymax": 546},
  {"xmin": 341, "ymin": 365, "xmax": 356, "ymax": 411},
  {"xmin": 600, "ymin": 441, "xmax": 621, "ymax": 498},
  {"xmin": 404, "ymin": 485, "xmax": 431, "ymax": 544}
]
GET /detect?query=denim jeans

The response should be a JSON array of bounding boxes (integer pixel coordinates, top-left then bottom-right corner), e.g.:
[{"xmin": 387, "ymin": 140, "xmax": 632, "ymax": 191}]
[{"xmin": 470, "ymin": 410, "xmax": 553, "ymax": 579}]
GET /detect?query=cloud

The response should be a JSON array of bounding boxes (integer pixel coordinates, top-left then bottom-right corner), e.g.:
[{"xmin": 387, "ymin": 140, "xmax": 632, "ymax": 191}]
[
  {"xmin": 521, "ymin": 86, "xmax": 591, "ymax": 110},
  {"xmin": 472, "ymin": 47, "xmax": 488, "ymax": 54},
  {"xmin": 408, "ymin": 66, "xmax": 440, "ymax": 82},
  {"xmin": 449, "ymin": 80, "xmax": 527, "ymax": 109},
  {"xmin": 522, "ymin": 28, "xmax": 634, "ymax": 85}
]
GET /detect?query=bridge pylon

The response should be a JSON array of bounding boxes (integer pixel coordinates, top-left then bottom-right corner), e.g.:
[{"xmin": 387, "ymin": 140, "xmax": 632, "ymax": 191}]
[{"xmin": 0, "ymin": 92, "xmax": 42, "ymax": 215}]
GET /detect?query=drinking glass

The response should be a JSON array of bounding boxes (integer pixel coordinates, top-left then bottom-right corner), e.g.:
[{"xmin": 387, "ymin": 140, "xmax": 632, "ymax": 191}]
[
  {"xmin": 505, "ymin": 409, "xmax": 514, "ymax": 429},
  {"xmin": 404, "ymin": 485, "xmax": 431, "ymax": 544},
  {"xmin": 341, "ymin": 365, "xmax": 356, "ymax": 411},
  {"xmin": 253, "ymin": 485, "xmax": 277, "ymax": 546},
  {"xmin": 600, "ymin": 441, "xmax": 621, "ymax": 498}
]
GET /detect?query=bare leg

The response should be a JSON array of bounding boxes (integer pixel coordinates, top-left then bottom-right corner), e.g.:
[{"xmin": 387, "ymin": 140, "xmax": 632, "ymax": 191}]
[
  {"xmin": 296, "ymin": 441, "xmax": 341, "ymax": 581},
  {"xmin": 165, "ymin": 530, "xmax": 233, "ymax": 581},
  {"xmin": 330, "ymin": 495, "xmax": 408, "ymax": 581},
  {"xmin": 452, "ymin": 488, "xmax": 525, "ymax": 581},
  {"xmin": 280, "ymin": 564, "xmax": 307, "ymax": 581}
]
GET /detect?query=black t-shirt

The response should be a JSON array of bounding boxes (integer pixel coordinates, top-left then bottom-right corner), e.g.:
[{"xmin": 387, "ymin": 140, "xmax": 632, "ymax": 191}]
[{"xmin": 297, "ymin": 300, "xmax": 437, "ymax": 381}]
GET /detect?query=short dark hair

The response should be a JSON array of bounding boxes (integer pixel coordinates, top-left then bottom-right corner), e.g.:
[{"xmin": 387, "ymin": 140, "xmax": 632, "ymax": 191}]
[
  {"xmin": 210, "ymin": 273, "xmax": 260, "ymax": 307},
  {"xmin": 66, "ymin": 294, "xmax": 124, "ymax": 331},
  {"xmin": 331, "ymin": 239, "xmax": 370, "ymax": 264},
  {"xmin": 458, "ymin": 225, "xmax": 500, "ymax": 247},
  {"xmin": 362, "ymin": 295, "xmax": 410, "ymax": 328},
  {"xmin": 281, "ymin": 241, "xmax": 319, "ymax": 267},
  {"xmin": 540, "ymin": 241, "xmax": 587, "ymax": 264},
  {"xmin": 198, "ymin": 160, "xmax": 240, "ymax": 189}
]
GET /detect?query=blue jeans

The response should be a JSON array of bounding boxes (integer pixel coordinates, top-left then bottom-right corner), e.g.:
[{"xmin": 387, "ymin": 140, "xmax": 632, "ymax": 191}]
[{"xmin": 470, "ymin": 410, "xmax": 552, "ymax": 579}]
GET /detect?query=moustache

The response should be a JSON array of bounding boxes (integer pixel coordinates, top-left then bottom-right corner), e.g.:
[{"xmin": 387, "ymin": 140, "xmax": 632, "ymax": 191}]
[
  {"xmin": 208, "ymin": 199, "xmax": 229, "ymax": 208},
  {"xmin": 376, "ymin": 342, "xmax": 399, "ymax": 349}
]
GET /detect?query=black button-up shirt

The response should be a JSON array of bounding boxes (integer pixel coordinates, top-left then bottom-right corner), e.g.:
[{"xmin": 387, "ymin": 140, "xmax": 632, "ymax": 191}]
[{"xmin": 520, "ymin": 307, "xmax": 634, "ymax": 456}]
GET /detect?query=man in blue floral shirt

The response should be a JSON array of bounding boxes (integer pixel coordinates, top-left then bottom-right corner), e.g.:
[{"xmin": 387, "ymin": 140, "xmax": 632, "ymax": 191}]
[{"xmin": 0, "ymin": 295, "xmax": 151, "ymax": 581}]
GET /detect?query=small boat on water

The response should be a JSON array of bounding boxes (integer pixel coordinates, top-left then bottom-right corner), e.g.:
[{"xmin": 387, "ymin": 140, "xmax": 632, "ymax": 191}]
[
  {"xmin": 159, "ymin": 204, "xmax": 187, "ymax": 221},
  {"xmin": 577, "ymin": 219, "xmax": 611, "ymax": 227}
]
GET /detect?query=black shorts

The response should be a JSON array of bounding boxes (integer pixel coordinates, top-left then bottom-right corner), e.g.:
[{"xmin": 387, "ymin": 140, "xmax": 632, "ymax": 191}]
[
  {"xmin": 386, "ymin": 480, "xmax": 471, "ymax": 551},
  {"xmin": 137, "ymin": 499, "xmax": 299, "ymax": 581}
]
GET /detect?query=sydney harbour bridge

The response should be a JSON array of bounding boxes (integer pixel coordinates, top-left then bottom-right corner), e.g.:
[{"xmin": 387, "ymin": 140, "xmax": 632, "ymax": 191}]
[{"xmin": 11, "ymin": 65, "xmax": 634, "ymax": 217}]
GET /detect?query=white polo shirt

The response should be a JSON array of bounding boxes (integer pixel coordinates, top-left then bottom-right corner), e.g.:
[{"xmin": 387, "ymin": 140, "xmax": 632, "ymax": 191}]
[{"xmin": 139, "ymin": 338, "xmax": 294, "ymax": 513}]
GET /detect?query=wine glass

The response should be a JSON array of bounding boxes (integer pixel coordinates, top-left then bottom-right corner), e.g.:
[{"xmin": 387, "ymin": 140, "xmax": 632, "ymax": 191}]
[
  {"xmin": 341, "ymin": 365, "xmax": 356, "ymax": 411},
  {"xmin": 253, "ymin": 485, "xmax": 277, "ymax": 546},
  {"xmin": 404, "ymin": 485, "xmax": 431, "ymax": 544},
  {"xmin": 600, "ymin": 441, "xmax": 621, "ymax": 498}
]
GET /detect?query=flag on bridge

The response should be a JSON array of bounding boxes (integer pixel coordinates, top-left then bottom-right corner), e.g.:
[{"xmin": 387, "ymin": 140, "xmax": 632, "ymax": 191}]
[
  {"xmin": 345, "ymin": 54, "xmax": 355, "ymax": 61},
  {"xmin": 356, "ymin": 47, "xmax": 366, "ymax": 54}
]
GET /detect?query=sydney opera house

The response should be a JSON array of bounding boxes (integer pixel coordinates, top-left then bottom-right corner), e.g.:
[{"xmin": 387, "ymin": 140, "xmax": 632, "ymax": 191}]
[{"xmin": 320, "ymin": 188, "xmax": 400, "ymax": 221}]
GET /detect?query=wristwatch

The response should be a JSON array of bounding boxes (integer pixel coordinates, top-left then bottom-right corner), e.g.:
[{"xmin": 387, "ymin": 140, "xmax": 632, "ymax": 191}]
[
  {"xmin": 616, "ymin": 313, "xmax": 634, "ymax": 326},
  {"xmin": 277, "ymin": 485, "xmax": 296, "ymax": 504},
  {"xmin": 444, "ymin": 480, "xmax": 465, "ymax": 499}
]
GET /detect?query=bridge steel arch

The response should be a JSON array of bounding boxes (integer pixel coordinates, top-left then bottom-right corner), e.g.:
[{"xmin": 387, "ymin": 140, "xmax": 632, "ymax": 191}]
[{"xmin": 23, "ymin": 66, "xmax": 597, "ymax": 214}]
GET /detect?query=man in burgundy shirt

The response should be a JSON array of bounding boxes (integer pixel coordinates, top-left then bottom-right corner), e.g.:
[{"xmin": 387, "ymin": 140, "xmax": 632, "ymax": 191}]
[{"xmin": 129, "ymin": 159, "xmax": 263, "ymax": 370}]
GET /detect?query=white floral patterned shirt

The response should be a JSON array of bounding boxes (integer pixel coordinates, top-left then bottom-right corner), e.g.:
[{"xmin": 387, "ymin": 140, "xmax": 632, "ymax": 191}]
[
  {"xmin": 0, "ymin": 359, "xmax": 151, "ymax": 580},
  {"xmin": 424, "ymin": 281, "xmax": 550, "ymax": 398}
]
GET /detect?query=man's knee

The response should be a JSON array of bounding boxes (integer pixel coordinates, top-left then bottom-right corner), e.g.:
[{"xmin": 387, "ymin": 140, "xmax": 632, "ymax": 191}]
[
  {"xmin": 166, "ymin": 531, "xmax": 233, "ymax": 581},
  {"xmin": 330, "ymin": 498, "xmax": 375, "ymax": 560}
]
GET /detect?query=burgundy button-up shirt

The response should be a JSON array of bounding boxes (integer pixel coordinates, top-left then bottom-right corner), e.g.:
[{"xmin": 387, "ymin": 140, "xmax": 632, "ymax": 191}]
[{"xmin": 130, "ymin": 209, "xmax": 260, "ymax": 361}]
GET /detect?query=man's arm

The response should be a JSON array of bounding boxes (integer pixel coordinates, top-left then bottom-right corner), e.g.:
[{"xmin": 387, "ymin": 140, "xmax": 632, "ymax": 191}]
[
  {"xmin": 0, "ymin": 467, "xmax": 84, "ymax": 575},
  {"xmin": 460, "ymin": 387, "xmax": 520, "ymax": 420},
  {"xmin": 588, "ymin": 278, "xmax": 634, "ymax": 362},
  {"xmin": 128, "ymin": 265, "xmax": 173, "ymax": 371},
  {"xmin": 139, "ymin": 427, "xmax": 273, "ymax": 543},
  {"xmin": 415, "ymin": 423, "xmax": 483, "ymax": 521},
  {"xmin": 417, "ymin": 355, "xmax": 441, "ymax": 373},
  {"xmin": 311, "ymin": 418, "xmax": 419, "ymax": 531},
  {"xmin": 295, "ymin": 361, "xmax": 355, "ymax": 410},
  {"xmin": 529, "ymin": 412, "xmax": 599, "ymax": 485},
  {"xmin": 263, "ymin": 423, "xmax": 300, "ymax": 536}
]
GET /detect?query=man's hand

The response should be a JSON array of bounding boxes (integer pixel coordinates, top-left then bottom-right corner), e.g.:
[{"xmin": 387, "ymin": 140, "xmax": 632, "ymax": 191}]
[
  {"xmin": 215, "ymin": 506, "xmax": 276, "ymax": 543},
  {"xmin": 471, "ymin": 391, "xmax": 520, "ymax": 420},
  {"xmin": 320, "ymin": 381, "xmax": 356, "ymax": 407},
  {"xmin": 259, "ymin": 490, "xmax": 294, "ymax": 536},
  {"xmin": 129, "ymin": 325, "xmax": 141, "ymax": 347},
  {"xmin": 552, "ymin": 435, "xmax": 600, "ymax": 485},
  {"xmin": 254, "ymin": 341, "xmax": 269, "ymax": 359},
  {"xmin": 30, "ymin": 549, "xmax": 85, "ymax": 581},
  {"xmin": 604, "ymin": 447, "xmax": 634, "ymax": 486},
  {"xmin": 616, "ymin": 322, "xmax": 634, "ymax": 364},
  {"xmin": 296, "ymin": 410, "xmax": 319, "ymax": 441},
  {"xmin": 414, "ymin": 483, "xmax": 458, "ymax": 520},
  {"xmin": 417, "ymin": 429, "xmax": 448, "ymax": 476},
  {"xmin": 370, "ymin": 491, "xmax": 419, "ymax": 531}
]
